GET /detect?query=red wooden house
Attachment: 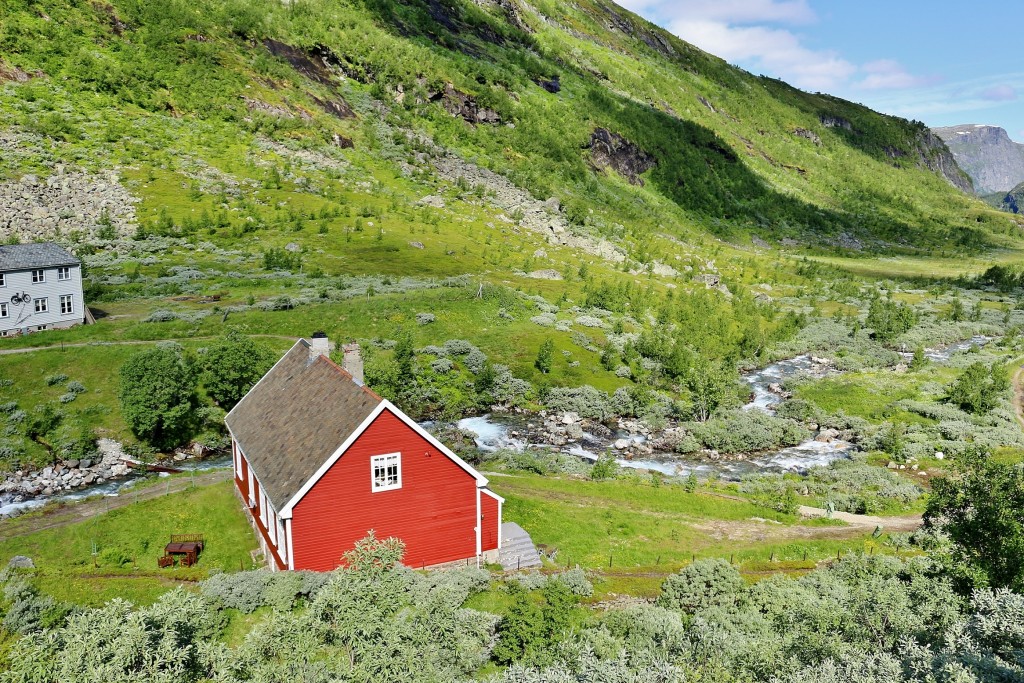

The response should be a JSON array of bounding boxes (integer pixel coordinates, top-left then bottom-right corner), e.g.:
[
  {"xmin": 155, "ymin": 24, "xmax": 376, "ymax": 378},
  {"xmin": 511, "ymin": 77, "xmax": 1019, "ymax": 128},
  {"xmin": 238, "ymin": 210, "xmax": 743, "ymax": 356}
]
[{"xmin": 225, "ymin": 336, "xmax": 503, "ymax": 571}]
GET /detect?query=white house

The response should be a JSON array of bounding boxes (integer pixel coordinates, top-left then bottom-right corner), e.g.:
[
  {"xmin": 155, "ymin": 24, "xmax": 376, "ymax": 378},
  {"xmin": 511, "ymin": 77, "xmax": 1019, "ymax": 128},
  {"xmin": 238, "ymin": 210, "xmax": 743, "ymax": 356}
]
[{"xmin": 0, "ymin": 243, "xmax": 86, "ymax": 336}]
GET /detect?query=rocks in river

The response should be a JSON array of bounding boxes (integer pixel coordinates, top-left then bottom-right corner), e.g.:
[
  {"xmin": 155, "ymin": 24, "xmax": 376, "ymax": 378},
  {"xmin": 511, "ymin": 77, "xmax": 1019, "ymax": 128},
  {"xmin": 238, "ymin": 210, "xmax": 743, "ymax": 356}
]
[
  {"xmin": 613, "ymin": 439, "xmax": 630, "ymax": 450},
  {"xmin": 815, "ymin": 428, "xmax": 841, "ymax": 443}
]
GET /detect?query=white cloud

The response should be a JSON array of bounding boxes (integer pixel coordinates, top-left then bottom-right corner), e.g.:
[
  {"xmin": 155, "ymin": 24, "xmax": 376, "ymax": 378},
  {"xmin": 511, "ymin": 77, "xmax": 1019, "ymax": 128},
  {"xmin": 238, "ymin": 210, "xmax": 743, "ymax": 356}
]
[
  {"xmin": 857, "ymin": 60, "xmax": 937, "ymax": 90},
  {"xmin": 624, "ymin": 1, "xmax": 925, "ymax": 93},
  {"xmin": 979, "ymin": 84, "xmax": 1017, "ymax": 101},
  {"xmin": 621, "ymin": 0, "xmax": 816, "ymax": 24},
  {"xmin": 667, "ymin": 19, "xmax": 854, "ymax": 90}
]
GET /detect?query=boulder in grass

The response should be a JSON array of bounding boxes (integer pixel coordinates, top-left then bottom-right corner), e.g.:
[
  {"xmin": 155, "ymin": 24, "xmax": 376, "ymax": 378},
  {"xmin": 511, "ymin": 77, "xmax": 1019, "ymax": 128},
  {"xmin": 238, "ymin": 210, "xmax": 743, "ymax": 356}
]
[{"xmin": 8, "ymin": 556, "xmax": 34, "ymax": 569}]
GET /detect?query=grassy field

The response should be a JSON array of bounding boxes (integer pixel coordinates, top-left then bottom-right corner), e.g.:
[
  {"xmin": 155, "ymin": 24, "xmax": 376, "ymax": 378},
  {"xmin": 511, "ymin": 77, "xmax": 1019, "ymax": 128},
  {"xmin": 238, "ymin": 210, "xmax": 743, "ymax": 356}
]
[
  {"xmin": 0, "ymin": 468, "xmax": 910, "ymax": 607},
  {"xmin": 0, "ymin": 480, "xmax": 257, "ymax": 606},
  {"xmin": 491, "ymin": 473, "xmax": 897, "ymax": 575}
]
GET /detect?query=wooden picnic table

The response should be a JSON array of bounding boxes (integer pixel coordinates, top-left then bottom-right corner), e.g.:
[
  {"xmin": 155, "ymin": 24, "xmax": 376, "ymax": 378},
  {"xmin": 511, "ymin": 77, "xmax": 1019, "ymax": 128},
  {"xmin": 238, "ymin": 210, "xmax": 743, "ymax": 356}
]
[{"xmin": 163, "ymin": 541, "xmax": 202, "ymax": 567}]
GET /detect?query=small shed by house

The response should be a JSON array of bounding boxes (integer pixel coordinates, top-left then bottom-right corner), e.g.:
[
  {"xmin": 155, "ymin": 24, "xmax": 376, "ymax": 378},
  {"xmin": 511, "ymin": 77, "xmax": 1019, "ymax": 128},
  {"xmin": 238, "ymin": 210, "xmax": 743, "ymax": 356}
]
[{"xmin": 225, "ymin": 335, "xmax": 503, "ymax": 571}]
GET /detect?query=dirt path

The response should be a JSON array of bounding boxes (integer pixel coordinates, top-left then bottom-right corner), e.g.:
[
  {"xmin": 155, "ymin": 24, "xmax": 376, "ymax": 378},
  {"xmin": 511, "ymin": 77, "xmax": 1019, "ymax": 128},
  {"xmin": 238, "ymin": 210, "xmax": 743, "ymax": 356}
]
[
  {"xmin": 797, "ymin": 505, "xmax": 922, "ymax": 532},
  {"xmin": 0, "ymin": 335, "xmax": 300, "ymax": 356},
  {"xmin": 0, "ymin": 470, "xmax": 232, "ymax": 542},
  {"xmin": 1013, "ymin": 364, "xmax": 1024, "ymax": 430}
]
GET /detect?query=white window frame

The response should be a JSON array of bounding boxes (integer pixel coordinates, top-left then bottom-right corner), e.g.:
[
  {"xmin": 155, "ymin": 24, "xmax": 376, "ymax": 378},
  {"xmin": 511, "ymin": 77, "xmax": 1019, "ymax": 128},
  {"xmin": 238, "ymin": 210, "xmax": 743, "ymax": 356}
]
[
  {"xmin": 0, "ymin": 303, "xmax": 7, "ymax": 318},
  {"xmin": 278, "ymin": 517, "xmax": 288, "ymax": 560},
  {"xmin": 59, "ymin": 295, "xmax": 73, "ymax": 315},
  {"xmin": 371, "ymin": 452, "xmax": 402, "ymax": 492},
  {"xmin": 34, "ymin": 298, "xmax": 47, "ymax": 313},
  {"xmin": 31, "ymin": 269, "xmax": 44, "ymax": 283},
  {"xmin": 57, "ymin": 266, "xmax": 71, "ymax": 281}
]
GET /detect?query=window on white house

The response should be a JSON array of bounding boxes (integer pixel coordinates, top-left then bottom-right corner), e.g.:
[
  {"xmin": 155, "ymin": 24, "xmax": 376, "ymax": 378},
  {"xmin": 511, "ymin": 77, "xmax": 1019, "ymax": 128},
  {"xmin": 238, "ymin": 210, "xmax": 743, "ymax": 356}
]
[
  {"xmin": 0, "ymin": 303, "xmax": 7, "ymax": 318},
  {"xmin": 31, "ymin": 269, "xmax": 44, "ymax": 283},
  {"xmin": 0, "ymin": 273, "xmax": 5, "ymax": 287},
  {"xmin": 60, "ymin": 295, "xmax": 73, "ymax": 315},
  {"xmin": 371, "ymin": 453, "xmax": 402, "ymax": 492},
  {"xmin": 34, "ymin": 298, "xmax": 47, "ymax": 313},
  {"xmin": 57, "ymin": 266, "xmax": 71, "ymax": 281}
]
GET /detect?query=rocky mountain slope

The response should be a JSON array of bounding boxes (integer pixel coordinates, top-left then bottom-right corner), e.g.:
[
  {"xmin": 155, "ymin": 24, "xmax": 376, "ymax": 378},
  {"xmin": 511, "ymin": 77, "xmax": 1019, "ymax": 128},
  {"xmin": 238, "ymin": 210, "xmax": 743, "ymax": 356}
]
[
  {"xmin": 0, "ymin": 0, "xmax": 1011, "ymax": 255},
  {"xmin": 933, "ymin": 124, "xmax": 1024, "ymax": 195},
  {"xmin": 1002, "ymin": 181, "xmax": 1024, "ymax": 214}
]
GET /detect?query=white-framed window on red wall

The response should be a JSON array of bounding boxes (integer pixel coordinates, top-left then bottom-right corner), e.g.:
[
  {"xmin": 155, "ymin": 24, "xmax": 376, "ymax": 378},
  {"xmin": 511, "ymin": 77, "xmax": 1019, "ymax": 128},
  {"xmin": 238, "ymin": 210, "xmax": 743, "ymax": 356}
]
[{"xmin": 371, "ymin": 452, "xmax": 401, "ymax": 492}]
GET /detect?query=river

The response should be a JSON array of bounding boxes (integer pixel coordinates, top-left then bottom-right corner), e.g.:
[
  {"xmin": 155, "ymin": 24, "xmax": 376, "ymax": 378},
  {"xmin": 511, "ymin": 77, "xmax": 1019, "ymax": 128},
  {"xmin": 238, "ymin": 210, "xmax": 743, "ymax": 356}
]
[
  {"xmin": 458, "ymin": 335, "xmax": 993, "ymax": 478},
  {"xmin": 0, "ymin": 336, "xmax": 991, "ymax": 515}
]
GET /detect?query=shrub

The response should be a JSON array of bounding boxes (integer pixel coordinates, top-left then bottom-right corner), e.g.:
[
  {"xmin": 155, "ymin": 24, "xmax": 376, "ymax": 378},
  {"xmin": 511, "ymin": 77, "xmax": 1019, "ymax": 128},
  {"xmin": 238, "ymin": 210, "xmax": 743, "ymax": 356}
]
[
  {"xmin": 200, "ymin": 570, "xmax": 328, "ymax": 613},
  {"xmin": 657, "ymin": 559, "xmax": 746, "ymax": 612},
  {"xmin": 544, "ymin": 385, "xmax": 610, "ymax": 419},
  {"xmin": 44, "ymin": 374, "xmax": 68, "ymax": 386},
  {"xmin": 144, "ymin": 309, "xmax": 178, "ymax": 322},
  {"xmin": 443, "ymin": 339, "xmax": 475, "ymax": 356},
  {"xmin": 416, "ymin": 312, "xmax": 436, "ymax": 325},
  {"xmin": 552, "ymin": 568, "xmax": 593, "ymax": 597},
  {"xmin": 65, "ymin": 381, "xmax": 86, "ymax": 394},
  {"xmin": 430, "ymin": 358, "xmax": 454, "ymax": 373},
  {"xmin": 464, "ymin": 348, "xmax": 488, "ymax": 374},
  {"xmin": 687, "ymin": 409, "xmax": 809, "ymax": 454}
]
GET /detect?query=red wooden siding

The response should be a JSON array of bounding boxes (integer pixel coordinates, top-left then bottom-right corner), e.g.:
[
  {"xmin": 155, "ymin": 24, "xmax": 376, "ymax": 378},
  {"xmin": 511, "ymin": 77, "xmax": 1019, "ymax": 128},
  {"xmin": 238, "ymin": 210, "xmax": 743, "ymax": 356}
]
[
  {"xmin": 234, "ymin": 444, "xmax": 286, "ymax": 570},
  {"xmin": 291, "ymin": 408, "xmax": 479, "ymax": 571},
  {"xmin": 481, "ymin": 490, "xmax": 500, "ymax": 552}
]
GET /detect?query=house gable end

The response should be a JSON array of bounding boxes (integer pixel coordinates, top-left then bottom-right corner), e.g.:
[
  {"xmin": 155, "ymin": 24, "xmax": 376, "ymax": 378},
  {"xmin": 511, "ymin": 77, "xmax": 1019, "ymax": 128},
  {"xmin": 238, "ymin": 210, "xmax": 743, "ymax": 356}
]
[{"xmin": 280, "ymin": 401, "xmax": 486, "ymax": 519}]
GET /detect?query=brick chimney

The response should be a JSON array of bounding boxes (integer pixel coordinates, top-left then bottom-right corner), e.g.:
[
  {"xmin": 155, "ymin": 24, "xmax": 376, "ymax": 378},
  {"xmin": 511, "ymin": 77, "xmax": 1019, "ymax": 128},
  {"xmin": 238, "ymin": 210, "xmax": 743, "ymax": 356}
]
[
  {"xmin": 308, "ymin": 331, "xmax": 330, "ymax": 361},
  {"xmin": 342, "ymin": 343, "xmax": 364, "ymax": 386}
]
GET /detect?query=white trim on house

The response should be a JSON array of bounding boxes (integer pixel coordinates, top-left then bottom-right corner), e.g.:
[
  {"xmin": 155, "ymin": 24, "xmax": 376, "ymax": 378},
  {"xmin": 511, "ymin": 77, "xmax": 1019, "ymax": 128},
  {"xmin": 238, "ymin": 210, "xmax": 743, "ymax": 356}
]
[
  {"xmin": 278, "ymin": 400, "xmax": 488, "ymax": 519},
  {"xmin": 482, "ymin": 488, "xmax": 505, "ymax": 549},
  {"xmin": 286, "ymin": 518, "xmax": 295, "ymax": 570},
  {"xmin": 475, "ymin": 487, "xmax": 481, "ymax": 564},
  {"xmin": 370, "ymin": 452, "xmax": 402, "ymax": 492}
]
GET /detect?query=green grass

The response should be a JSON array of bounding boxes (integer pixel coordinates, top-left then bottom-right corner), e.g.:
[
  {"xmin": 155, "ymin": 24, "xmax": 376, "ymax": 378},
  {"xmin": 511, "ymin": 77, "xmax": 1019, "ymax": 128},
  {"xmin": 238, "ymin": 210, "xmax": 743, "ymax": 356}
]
[
  {"xmin": 0, "ymin": 481, "xmax": 257, "ymax": 606},
  {"xmin": 492, "ymin": 473, "xmax": 896, "ymax": 573},
  {"xmin": 795, "ymin": 374, "xmax": 922, "ymax": 421}
]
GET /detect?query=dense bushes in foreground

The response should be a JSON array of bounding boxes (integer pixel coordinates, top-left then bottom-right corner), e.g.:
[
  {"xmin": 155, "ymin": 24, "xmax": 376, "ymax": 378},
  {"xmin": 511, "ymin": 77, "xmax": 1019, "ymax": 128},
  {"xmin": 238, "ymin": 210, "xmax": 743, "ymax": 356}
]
[{"xmin": 3, "ymin": 551, "xmax": 1024, "ymax": 683}]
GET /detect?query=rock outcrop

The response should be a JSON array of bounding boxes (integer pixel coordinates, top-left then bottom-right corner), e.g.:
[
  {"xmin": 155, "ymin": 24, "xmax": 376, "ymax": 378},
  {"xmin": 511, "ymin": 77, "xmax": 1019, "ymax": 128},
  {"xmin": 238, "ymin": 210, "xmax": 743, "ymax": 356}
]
[
  {"xmin": 933, "ymin": 124, "xmax": 1024, "ymax": 195},
  {"xmin": 587, "ymin": 128, "xmax": 656, "ymax": 185},
  {"xmin": 1001, "ymin": 181, "xmax": 1024, "ymax": 214},
  {"xmin": 911, "ymin": 128, "xmax": 974, "ymax": 194}
]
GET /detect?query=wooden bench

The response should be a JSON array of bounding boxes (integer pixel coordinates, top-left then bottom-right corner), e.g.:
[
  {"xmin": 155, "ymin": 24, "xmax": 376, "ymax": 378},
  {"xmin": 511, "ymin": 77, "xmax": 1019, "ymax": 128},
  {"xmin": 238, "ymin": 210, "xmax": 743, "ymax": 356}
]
[{"xmin": 170, "ymin": 534, "xmax": 205, "ymax": 550}]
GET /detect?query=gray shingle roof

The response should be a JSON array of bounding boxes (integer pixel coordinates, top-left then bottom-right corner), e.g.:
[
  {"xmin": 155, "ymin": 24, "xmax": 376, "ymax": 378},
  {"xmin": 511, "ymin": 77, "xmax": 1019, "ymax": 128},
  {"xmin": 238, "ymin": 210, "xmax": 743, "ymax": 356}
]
[
  {"xmin": 225, "ymin": 340, "xmax": 383, "ymax": 512},
  {"xmin": 0, "ymin": 243, "xmax": 79, "ymax": 272}
]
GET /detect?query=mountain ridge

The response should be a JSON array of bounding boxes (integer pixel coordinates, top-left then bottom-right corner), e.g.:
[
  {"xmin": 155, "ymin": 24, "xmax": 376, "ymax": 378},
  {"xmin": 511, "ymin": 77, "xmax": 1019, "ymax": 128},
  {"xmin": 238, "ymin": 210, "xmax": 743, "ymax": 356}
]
[
  {"xmin": 0, "ymin": 0, "xmax": 1014, "ymax": 255},
  {"xmin": 933, "ymin": 124, "xmax": 1024, "ymax": 196}
]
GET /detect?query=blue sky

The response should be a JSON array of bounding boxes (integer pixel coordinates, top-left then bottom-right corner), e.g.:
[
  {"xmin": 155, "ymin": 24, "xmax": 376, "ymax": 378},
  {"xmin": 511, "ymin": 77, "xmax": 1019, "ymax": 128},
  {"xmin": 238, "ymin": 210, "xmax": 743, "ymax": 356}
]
[{"xmin": 618, "ymin": 0, "xmax": 1024, "ymax": 141}]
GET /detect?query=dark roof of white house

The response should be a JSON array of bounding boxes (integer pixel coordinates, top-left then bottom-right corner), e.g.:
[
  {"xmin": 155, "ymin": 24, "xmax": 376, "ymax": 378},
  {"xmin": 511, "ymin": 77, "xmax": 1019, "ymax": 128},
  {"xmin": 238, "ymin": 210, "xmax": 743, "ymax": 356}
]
[
  {"xmin": 0, "ymin": 243, "xmax": 79, "ymax": 271},
  {"xmin": 225, "ymin": 340, "xmax": 383, "ymax": 511}
]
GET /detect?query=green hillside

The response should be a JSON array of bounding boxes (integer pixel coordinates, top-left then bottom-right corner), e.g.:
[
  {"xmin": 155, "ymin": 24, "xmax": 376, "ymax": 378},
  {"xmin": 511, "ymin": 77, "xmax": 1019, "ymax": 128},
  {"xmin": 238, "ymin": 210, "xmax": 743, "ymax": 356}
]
[
  {"xmin": 2, "ymin": 0, "xmax": 1024, "ymax": 468},
  {"xmin": 0, "ymin": 0, "xmax": 1016, "ymax": 254}
]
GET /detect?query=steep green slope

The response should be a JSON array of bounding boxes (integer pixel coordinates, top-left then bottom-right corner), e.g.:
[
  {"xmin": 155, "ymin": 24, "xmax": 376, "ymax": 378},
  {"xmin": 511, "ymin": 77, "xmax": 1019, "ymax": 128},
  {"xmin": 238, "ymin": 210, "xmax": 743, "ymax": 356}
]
[{"xmin": 0, "ymin": 0, "xmax": 1014, "ymax": 256}]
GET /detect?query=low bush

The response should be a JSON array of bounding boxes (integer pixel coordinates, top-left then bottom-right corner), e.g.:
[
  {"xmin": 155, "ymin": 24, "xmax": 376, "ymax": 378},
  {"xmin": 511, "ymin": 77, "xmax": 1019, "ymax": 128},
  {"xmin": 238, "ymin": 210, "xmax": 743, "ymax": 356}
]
[
  {"xmin": 200, "ymin": 570, "xmax": 328, "ymax": 613},
  {"xmin": 685, "ymin": 409, "xmax": 809, "ymax": 454}
]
